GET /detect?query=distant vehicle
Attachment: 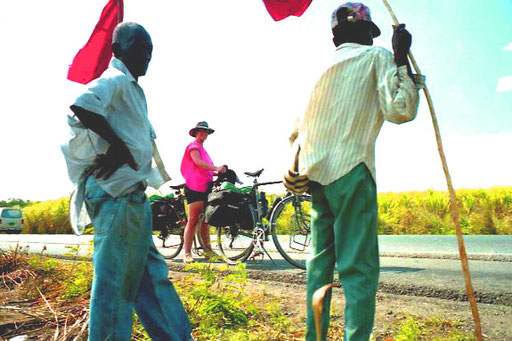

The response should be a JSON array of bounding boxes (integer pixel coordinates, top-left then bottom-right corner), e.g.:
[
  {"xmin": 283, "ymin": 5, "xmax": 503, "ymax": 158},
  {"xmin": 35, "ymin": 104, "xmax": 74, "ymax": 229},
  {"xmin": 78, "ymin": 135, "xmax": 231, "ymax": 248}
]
[{"xmin": 0, "ymin": 208, "xmax": 24, "ymax": 234}]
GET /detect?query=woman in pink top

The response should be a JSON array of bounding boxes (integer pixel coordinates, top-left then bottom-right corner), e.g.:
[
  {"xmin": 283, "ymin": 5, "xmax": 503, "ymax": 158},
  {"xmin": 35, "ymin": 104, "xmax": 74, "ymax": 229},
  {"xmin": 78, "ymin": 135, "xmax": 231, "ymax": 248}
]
[{"xmin": 181, "ymin": 121, "xmax": 226, "ymax": 263}]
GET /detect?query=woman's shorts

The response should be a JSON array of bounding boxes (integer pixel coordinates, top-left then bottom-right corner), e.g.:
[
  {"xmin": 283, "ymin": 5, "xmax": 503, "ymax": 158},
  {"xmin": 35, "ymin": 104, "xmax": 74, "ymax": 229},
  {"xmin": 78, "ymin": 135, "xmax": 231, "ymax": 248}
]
[{"xmin": 184, "ymin": 185, "xmax": 212, "ymax": 204}]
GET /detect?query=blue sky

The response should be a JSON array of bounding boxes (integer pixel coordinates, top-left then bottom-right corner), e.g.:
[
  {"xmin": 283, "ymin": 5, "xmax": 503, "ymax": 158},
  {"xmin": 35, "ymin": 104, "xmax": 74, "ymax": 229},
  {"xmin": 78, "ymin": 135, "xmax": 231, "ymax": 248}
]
[
  {"xmin": 0, "ymin": 0, "xmax": 510, "ymax": 201},
  {"xmin": 399, "ymin": 0, "xmax": 512, "ymax": 135}
]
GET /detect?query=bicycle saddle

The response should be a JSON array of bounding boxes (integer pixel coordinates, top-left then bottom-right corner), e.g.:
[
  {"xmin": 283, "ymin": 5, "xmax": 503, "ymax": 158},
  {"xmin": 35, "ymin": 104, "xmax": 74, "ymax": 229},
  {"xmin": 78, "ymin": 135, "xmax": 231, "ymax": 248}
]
[
  {"xmin": 244, "ymin": 169, "xmax": 264, "ymax": 177},
  {"xmin": 169, "ymin": 183, "xmax": 185, "ymax": 190}
]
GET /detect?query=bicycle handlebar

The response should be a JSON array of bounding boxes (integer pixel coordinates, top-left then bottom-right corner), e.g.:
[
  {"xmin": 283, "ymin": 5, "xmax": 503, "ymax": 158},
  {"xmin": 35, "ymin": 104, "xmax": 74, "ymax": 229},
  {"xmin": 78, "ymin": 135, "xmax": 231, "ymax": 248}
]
[
  {"xmin": 169, "ymin": 184, "xmax": 185, "ymax": 190},
  {"xmin": 253, "ymin": 180, "xmax": 283, "ymax": 187}
]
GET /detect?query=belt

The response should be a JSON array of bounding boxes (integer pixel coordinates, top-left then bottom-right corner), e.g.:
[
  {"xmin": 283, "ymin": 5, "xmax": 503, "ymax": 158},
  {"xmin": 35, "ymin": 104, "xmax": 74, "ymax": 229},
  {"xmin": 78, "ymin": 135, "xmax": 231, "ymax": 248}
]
[{"xmin": 123, "ymin": 180, "xmax": 148, "ymax": 196}]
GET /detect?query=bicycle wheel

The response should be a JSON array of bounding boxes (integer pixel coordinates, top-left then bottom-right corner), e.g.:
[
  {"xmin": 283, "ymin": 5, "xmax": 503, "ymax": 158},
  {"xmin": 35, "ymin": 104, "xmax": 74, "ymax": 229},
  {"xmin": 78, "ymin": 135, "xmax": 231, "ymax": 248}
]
[
  {"xmin": 158, "ymin": 210, "xmax": 186, "ymax": 259},
  {"xmin": 270, "ymin": 194, "xmax": 312, "ymax": 270},
  {"xmin": 192, "ymin": 214, "xmax": 228, "ymax": 263},
  {"xmin": 215, "ymin": 204, "xmax": 256, "ymax": 262},
  {"xmin": 161, "ymin": 231, "xmax": 184, "ymax": 259}
]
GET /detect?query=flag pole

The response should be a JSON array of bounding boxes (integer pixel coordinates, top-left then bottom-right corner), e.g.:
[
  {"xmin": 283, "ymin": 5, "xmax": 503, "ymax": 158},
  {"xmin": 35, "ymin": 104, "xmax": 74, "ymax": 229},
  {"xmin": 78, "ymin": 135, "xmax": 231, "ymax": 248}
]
[
  {"xmin": 117, "ymin": 0, "xmax": 122, "ymax": 24},
  {"xmin": 379, "ymin": 1, "xmax": 483, "ymax": 340}
]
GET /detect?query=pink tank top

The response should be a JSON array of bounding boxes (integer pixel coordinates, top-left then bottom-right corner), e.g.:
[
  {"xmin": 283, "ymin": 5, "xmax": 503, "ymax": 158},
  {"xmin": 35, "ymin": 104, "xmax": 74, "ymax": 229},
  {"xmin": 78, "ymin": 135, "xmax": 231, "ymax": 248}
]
[{"xmin": 180, "ymin": 140, "xmax": 214, "ymax": 192}]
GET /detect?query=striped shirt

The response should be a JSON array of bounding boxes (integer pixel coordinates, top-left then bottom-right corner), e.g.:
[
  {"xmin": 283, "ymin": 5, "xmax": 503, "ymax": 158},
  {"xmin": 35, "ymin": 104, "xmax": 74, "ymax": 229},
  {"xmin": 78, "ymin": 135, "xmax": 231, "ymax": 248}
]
[{"xmin": 290, "ymin": 42, "xmax": 420, "ymax": 185}]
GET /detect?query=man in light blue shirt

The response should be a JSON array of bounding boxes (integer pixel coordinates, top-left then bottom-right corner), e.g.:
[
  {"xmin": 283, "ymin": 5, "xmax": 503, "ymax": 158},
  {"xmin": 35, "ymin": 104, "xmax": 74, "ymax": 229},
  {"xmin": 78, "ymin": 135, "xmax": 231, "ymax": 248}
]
[{"xmin": 62, "ymin": 22, "xmax": 191, "ymax": 340}]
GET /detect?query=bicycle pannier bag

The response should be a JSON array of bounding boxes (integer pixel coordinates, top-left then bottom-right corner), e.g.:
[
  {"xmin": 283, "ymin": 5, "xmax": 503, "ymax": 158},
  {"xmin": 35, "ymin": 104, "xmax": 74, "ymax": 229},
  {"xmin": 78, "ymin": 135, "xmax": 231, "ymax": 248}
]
[
  {"xmin": 205, "ymin": 190, "xmax": 253, "ymax": 229},
  {"xmin": 150, "ymin": 197, "xmax": 183, "ymax": 231}
]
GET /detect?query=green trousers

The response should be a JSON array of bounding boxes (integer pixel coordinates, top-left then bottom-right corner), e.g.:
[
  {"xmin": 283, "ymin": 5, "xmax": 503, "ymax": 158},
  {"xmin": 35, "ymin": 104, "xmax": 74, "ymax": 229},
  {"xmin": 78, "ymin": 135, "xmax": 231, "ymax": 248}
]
[{"xmin": 305, "ymin": 163, "xmax": 379, "ymax": 341}]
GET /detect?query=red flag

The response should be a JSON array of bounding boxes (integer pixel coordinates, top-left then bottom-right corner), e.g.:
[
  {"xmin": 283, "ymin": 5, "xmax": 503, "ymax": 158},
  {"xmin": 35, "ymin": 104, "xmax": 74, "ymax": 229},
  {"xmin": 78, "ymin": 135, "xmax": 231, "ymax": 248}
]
[
  {"xmin": 67, "ymin": 0, "xmax": 123, "ymax": 84},
  {"xmin": 262, "ymin": 0, "xmax": 312, "ymax": 21}
]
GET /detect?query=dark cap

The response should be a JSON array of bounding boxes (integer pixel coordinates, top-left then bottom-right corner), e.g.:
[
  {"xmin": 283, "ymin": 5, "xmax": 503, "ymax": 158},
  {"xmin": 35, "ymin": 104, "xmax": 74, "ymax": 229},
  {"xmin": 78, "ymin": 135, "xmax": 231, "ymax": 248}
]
[
  {"xmin": 331, "ymin": 2, "xmax": 381, "ymax": 38},
  {"xmin": 189, "ymin": 121, "xmax": 215, "ymax": 137}
]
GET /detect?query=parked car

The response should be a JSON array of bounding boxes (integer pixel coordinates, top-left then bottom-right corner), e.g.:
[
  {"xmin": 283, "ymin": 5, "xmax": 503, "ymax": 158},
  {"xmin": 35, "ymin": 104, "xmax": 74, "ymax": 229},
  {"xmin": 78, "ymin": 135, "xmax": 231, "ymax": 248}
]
[{"xmin": 0, "ymin": 207, "xmax": 24, "ymax": 234}]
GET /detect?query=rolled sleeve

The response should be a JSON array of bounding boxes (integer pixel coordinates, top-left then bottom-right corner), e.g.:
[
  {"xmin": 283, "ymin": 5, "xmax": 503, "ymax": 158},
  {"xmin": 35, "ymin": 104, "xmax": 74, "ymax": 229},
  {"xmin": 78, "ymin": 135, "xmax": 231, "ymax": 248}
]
[
  {"xmin": 149, "ymin": 123, "xmax": 157, "ymax": 140},
  {"xmin": 73, "ymin": 77, "xmax": 117, "ymax": 117},
  {"xmin": 376, "ymin": 52, "xmax": 420, "ymax": 124}
]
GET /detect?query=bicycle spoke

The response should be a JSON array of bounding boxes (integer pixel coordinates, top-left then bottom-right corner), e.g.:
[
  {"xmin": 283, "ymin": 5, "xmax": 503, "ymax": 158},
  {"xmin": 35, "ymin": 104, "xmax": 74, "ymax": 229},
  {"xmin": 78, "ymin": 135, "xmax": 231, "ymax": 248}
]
[
  {"xmin": 270, "ymin": 194, "xmax": 312, "ymax": 269},
  {"xmin": 217, "ymin": 224, "xmax": 254, "ymax": 262}
]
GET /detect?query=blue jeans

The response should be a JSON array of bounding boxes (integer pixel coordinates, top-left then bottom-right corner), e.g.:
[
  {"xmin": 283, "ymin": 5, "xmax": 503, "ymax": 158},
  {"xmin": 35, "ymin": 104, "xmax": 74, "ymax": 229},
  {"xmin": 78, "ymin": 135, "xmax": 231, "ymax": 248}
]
[{"xmin": 84, "ymin": 177, "xmax": 191, "ymax": 341}]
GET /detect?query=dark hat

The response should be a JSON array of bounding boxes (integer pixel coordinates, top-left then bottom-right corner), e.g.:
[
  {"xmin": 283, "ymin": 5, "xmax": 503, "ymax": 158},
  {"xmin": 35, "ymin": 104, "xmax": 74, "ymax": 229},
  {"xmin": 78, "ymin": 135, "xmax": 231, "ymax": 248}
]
[
  {"xmin": 331, "ymin": 2, "xmax": 381, "ymax": 38},
  {"xmin": 189, "ymin": 121, "xmax": 215, "ymax": 137}
]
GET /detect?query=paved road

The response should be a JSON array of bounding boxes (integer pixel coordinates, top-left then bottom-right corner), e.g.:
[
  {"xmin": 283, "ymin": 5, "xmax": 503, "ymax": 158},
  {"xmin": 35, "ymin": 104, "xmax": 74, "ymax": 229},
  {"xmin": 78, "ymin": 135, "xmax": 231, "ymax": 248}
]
[
  {"xmin": 1, "ymin": 234, "xmax": 511, "ymax": 304},
  {"xmin": 2, "ymin": 234, "xmax": 510, "ymax": 256}
]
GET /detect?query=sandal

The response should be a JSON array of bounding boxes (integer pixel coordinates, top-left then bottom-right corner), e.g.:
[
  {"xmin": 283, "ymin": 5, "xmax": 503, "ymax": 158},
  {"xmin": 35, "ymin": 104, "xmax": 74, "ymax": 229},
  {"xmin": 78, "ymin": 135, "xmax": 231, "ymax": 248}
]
[{"xmin": 183, "ymin": 253, "xmax": 194, "ymax": 264}]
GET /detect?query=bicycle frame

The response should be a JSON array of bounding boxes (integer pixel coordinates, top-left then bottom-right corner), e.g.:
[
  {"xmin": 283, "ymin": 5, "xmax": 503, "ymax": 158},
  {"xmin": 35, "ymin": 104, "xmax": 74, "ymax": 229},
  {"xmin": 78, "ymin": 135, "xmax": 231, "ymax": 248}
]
[
  {"xmin": 153, "ymin": 170, "xmax": 312, "ymax": 269},
  {"xmin": 235, "ymin": 175, "xmax": 311, "ymax": 266}
]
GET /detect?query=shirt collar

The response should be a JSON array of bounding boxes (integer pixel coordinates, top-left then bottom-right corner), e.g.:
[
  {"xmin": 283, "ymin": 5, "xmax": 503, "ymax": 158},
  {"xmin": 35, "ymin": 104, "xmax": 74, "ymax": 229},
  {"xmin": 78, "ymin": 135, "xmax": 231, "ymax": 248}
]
[
  {"xmin": 110, "ymin": 58, "xmax": 137, "ymax": 83},
  {"xmin": 335, "ymin": 42, "xmax": 364, "ymax": 51}
]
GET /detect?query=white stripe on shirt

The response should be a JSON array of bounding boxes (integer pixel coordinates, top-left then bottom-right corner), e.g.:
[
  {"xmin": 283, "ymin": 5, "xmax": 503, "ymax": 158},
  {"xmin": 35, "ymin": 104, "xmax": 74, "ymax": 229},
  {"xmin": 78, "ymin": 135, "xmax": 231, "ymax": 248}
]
[{"xmin": 291, "ymin": 42, "xmax": 420, "ymax": 186}]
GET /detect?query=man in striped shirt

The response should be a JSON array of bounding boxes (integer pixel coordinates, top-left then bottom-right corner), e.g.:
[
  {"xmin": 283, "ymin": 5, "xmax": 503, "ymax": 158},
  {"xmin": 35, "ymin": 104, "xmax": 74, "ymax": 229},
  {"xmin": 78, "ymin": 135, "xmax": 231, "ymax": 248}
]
[{"xmin": 290, "ymin": 3, "xmax": 420, "ymax": 340}]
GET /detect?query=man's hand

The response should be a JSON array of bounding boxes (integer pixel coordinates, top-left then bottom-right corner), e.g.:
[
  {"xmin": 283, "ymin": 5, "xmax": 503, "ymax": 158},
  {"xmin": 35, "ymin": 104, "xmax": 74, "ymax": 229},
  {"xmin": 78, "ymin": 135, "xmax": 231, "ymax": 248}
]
[
  {"xmin": 392, "ymin": 23, "xmax": 412, "ymax": 67},
  {"xmin": 90, "ymin": 140, "xmax": 138, "ymax": 180},
  {"xmin": 71, "ymin": 105, "xmax": 138, "ymax": 180}
]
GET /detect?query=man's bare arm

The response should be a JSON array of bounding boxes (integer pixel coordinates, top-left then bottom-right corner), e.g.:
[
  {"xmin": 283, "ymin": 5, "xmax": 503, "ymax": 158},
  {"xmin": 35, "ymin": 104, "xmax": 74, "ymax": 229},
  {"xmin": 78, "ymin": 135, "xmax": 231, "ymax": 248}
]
[
  {"xmin": 190, "ymin": 150, "xmax": 225, "ymax": 173},
  {"xmin": 71, "ymin": 105, "xmax": 138, "ymax": 179}
]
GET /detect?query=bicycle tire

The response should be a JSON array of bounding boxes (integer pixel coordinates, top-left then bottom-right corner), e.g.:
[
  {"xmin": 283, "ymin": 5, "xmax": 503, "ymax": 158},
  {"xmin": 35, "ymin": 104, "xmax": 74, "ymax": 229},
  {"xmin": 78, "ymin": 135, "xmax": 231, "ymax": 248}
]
[
  {"xmin": 215, "ymin": 203, "xmax": 257, "ymax": 262},
  {"xmin": 270, "ymin": 194, "xmax": 312, "ymax": 270},
  {"xmin": 153, "ymin": 198, "xmax": 187, "ymax": 259},
  {"xmin": 161, "ymin": 232, "xmax": 184, "ymax": 259}
]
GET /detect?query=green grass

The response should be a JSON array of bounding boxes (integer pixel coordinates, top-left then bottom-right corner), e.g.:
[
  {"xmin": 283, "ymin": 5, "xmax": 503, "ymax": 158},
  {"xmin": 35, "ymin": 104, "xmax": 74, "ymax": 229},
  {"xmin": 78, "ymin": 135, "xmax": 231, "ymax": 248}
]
[
  {"xmin": 390, "ymin": 315, "xmax": 474, "ymax": 341},
  {"xmin": 19, "ymin": 187, "xmax": 512, "ymax": 235},
  {"xmin": 378, "ymin": 187, "xmax": 512, "ymax": 235},
  {"xmin": 23, "ymin": 197, "xmax": 72, "ymax": 234}
]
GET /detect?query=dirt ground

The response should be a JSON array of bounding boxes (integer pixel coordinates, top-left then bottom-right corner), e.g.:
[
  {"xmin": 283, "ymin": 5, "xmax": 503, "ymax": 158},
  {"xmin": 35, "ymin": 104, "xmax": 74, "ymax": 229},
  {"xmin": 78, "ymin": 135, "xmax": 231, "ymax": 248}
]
[
  {"xmin": 238, "ymin": 278, "xmax": 511, "ymax": 340},
  {"xmin": 175, "ymin": 270, "xmax": 511, "ymax": 341},
  {"xmin": 1, "ymin": 270, "xmax": 511, "ymax": 340}
]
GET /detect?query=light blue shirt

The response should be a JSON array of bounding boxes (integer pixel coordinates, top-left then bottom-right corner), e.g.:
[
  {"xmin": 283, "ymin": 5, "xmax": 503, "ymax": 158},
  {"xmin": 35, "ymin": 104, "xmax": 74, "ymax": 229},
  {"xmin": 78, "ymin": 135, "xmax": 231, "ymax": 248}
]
[{"xmin": 62, "ymin": 58, "xmax": 157, "ymax": 198}]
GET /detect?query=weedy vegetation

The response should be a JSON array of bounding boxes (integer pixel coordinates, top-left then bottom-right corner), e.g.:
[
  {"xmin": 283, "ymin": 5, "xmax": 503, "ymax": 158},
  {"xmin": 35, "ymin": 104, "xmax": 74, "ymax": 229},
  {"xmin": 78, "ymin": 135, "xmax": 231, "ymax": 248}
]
[
  {"xmin": 382, "ymin": 315, "xmax": 474, "ymax": 341},
  {"xmin": 18, "ymin": 187, "xmax": 512, "ymax": 235},
  {"xmin": 23, "ymin": 197, "xmax": 72, "ymax": 234},
  {"xmin": 377, "ymin": 187, "xmax": 512, "ymax": 235},
  {"xmin": 0, "ymin": 249, "xmax": 477, "ymax": 340}
]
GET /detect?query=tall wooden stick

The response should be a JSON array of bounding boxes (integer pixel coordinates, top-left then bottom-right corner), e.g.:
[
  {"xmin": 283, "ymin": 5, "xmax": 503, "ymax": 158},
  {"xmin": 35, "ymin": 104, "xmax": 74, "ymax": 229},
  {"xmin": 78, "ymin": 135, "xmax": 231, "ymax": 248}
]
[
  {"xmin": 116, "ymin": 0, "xmax": 122, "ymax": 24},
  {"xmin": 380, "ymin": 1, "xmax": 482, "ymax": 340}
]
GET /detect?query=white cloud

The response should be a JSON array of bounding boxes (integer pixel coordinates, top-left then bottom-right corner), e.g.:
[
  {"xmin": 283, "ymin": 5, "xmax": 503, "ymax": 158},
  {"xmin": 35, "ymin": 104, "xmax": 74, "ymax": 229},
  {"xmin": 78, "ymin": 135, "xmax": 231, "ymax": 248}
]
[
  {"xmin": 503, "ymin": 42, "xmax": 512, "ymax": 51},
  {"xmin": 496, "ymin": 76, "xmax": 512, "ymax": 92}
]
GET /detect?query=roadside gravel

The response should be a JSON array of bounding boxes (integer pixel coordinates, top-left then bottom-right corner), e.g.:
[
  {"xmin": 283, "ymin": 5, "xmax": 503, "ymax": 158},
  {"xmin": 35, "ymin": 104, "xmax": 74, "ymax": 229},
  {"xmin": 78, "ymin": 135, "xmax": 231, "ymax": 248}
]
[
  {"xmin": 168, "ymin": 270, "xmax": 512, "ymax": 341},
  {"xmin": 167, "ymin": 261, "xmax": 512, "ymax": 307},
  {"xmin": 381, "ymin": 252, "xmax": 512, "ymax": 262}
]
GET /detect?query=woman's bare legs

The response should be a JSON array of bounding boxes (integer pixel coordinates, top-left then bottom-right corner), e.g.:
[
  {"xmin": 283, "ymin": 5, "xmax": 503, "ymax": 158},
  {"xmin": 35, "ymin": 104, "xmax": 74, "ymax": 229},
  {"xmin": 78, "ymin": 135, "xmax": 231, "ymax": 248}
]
[
  {"xmin": 184, "ymin": 201, "xmax": 212, "ymax": 256},
  {"xmin": 184, "ymin": 201, "xmax": 203, "ymax": 255},
  {"xmin": 199, "ymin": 219, "xmax": 212, "ymax": 251}
]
